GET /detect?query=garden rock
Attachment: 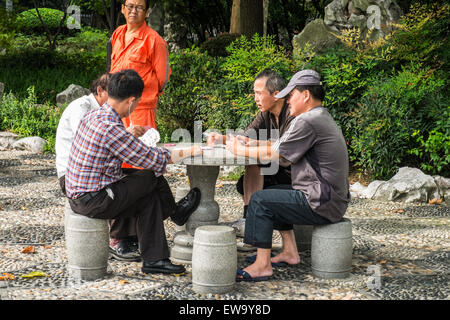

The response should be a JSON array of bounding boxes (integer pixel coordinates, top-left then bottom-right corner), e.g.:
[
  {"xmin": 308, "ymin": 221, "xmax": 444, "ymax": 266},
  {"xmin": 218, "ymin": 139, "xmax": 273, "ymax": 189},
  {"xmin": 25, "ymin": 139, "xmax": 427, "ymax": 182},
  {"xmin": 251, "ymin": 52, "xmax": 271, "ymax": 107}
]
[
  {"xmin": 56, "ymin": 84, "xmax": 90, "ymax": 107},
  {"xmin": 433, "ymin": 175, "xmax": 450, "ymax": 200},
  {"xmin": 0, "ymin": 131, "xmax": 19, "ymax": 150},
  {"xmin": 0, "ymin": 82, "xmax": 4, "ymax": 99},
  {"xmin": 324, "ymin": 0, "xmax": 402, "ymax": 39},
  {"xmin": 12, "ymin": 136, "xmax": 47, "ymax": 153},
  {"xmin": 292, "ymin": 19, "xmax": 340, "ymax": 54},
  {"xmin": 370, "ymin": 167, "xmax": 439, "ymax": 203}
]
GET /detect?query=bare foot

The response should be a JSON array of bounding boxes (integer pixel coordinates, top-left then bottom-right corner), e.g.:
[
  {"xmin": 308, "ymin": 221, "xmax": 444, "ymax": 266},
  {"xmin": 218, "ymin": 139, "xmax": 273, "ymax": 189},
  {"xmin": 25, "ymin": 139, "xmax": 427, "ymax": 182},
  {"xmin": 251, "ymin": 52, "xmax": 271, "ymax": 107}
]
[
  {"xmin": 237, "ymin": 262, "xmax": 273, "ymax": 280},
  {"xmin": 271, "ymin": 251, "xmax": 300, "ymax": 265}
]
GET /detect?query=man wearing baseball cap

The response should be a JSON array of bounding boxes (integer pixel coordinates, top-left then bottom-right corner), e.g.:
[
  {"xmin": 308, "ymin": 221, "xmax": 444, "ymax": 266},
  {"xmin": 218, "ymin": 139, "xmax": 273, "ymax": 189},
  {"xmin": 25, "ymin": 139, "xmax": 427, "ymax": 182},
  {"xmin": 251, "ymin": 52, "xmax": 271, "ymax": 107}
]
[{"xmin": 226, "ymin": 69, "xmax": 350, "ymax": 281}]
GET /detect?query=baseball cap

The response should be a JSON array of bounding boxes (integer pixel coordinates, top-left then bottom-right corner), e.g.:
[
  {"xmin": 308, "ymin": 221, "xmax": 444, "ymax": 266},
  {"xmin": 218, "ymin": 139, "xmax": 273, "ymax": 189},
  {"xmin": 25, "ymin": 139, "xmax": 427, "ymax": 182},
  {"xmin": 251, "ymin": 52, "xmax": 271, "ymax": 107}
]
[{"xmin": 275, "ymin": 70, "xmax": 322, "ymax": 99}]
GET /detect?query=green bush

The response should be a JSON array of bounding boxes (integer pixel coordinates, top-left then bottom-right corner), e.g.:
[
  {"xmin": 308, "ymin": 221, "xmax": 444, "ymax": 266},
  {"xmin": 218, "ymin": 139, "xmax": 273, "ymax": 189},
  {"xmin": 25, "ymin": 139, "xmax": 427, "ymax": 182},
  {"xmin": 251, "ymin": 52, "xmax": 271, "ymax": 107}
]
[
  {"xmin": 200, "ymin": 33, "xmax": 241, "ymax": 57},
  {"xmin": 0, "ymin": 29, "xmax": 108, "ymax": 103},
  {"xmin": 351, "ymin": 63, "xmax": 446, "ymax": 179},
  {"xmin": 0, "ymin": 87, "xmax": 63, "ymax": 153},
  {"xmin": 157, "ymin": 47, "xmax": 228, "ymax": 139},
  {"xmin": 16, "ymin": 8, "xmax": 76, "ymax": 35}
]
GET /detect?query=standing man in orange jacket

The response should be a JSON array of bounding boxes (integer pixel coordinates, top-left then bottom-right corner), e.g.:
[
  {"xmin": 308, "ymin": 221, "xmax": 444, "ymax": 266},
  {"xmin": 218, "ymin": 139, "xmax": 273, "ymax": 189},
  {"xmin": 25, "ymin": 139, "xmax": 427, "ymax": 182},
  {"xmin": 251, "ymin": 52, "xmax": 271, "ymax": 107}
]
[{"xmin": 106, "ymin": 0, "xmax": 171, "ymax": 261}]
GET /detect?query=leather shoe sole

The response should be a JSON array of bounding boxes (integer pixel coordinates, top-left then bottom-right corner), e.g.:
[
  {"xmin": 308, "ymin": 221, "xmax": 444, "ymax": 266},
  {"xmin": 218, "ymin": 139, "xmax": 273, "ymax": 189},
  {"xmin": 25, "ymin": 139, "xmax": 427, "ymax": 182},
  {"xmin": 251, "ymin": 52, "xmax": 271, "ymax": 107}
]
[{"xmin": 171, "ymin": 187, "xmax": 201, "ymax": 226}]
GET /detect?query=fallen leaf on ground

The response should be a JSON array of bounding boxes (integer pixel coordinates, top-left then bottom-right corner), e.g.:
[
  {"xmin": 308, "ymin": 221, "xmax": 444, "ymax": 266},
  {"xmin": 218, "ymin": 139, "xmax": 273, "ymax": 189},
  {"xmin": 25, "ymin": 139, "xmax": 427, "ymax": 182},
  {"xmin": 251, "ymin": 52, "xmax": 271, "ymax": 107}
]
[
  {"xmin": 396, "ymin": 209, "xmax": 404, "ymax": 213},
  {"xmin": 20, "ymin": 271, "xmax": 48, "ymax": 278},
  {"xmin": 436, "ymin": 198, "xmax": 443, "ymax": 205},
  {"xmin": 429, "ymin": 198, "xmax": 437, "ymax": 204},
  {"xmin": 0, "ymin": 273, "xmax": 15, "ymax": 280},
  {"xmin": 21, "ymin": 246, "xmax": 36, "ymax": 254},
  {"xmin": 216, "ymin": 183, "xmax": 224, "ymax": 188},
  {"xmin": 118, "ymin": 279, "xmax": 129, "ymax": 285},
  {"xmin": 43, "ymin": 245, "xmax": 52, "ymax": 249},
  {"xmin": 379, "ymin": 260, "xmax": 387, "ymax": 264}
]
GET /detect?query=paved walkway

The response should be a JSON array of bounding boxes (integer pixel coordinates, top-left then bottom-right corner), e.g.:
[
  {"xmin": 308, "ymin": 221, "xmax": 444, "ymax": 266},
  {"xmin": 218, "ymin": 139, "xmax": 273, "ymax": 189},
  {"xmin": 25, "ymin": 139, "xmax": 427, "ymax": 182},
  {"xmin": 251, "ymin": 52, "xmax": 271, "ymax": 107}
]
[{"xmin": 0, "ymin": 150, "xmax": 448, "ymax": 300}]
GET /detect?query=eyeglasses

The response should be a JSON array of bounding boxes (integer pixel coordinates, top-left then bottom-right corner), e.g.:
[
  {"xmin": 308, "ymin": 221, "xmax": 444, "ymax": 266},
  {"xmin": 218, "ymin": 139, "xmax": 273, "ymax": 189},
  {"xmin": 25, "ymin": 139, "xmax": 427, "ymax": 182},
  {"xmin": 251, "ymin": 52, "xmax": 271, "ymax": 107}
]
[{"xmin": 123, "ymin": 4, "xmax": 146, "ymax": 12}]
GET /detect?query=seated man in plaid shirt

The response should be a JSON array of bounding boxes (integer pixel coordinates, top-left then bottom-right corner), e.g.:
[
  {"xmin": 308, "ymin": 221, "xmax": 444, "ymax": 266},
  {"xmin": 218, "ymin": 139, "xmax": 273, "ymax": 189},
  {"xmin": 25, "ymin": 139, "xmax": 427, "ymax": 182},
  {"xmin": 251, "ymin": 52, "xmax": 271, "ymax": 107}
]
[{"xmin": 65, "ymin": 69, "xmax": 202, "ymax": 275}]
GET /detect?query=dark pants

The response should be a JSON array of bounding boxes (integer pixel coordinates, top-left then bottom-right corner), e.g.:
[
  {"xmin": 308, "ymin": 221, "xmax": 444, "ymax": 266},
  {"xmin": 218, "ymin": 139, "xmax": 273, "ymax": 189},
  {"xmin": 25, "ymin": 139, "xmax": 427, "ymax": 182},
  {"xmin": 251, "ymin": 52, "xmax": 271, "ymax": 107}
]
[
  {"xmin": 244, "ymin": 184, "xmax": 331, "ymax": 249},
  {"xmin": 60, "ymin": 174, "xmax": 138, "ymax": 241},
  {"xmin": 67, "ymin": 169, "xmax": 176, "ymax": 262}
]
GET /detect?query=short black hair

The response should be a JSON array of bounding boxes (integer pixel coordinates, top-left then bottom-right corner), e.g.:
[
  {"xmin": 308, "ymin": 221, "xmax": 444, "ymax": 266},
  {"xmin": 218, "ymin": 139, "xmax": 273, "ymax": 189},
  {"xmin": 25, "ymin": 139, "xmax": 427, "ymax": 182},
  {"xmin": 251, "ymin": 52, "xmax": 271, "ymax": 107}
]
[
  {"xmin": 255, "ymin": 69, "xmax": 286, "ymax": 95},
  {"xmin": 123, "ymin": 0, "xmax": 150, "ymax": 10},
  {"xmin": 108, "ymin": 69, "xmax": 144, "ymax": 101},
  {"xmin": 295, "ymin": 85, "xmax": 325, "ymax": 102},
  {"xmin": 90, "ymin": 73, "xmax": 111, "ymax": 95}
]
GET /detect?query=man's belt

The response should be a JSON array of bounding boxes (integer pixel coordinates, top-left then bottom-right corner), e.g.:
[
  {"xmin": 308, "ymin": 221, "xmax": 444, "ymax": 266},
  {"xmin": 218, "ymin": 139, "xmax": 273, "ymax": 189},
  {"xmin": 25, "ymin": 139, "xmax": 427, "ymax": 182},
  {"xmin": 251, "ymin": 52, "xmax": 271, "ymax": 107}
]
[{"xmin": 70, "ymin": 190, "xmax": 102, "ymax": 205}]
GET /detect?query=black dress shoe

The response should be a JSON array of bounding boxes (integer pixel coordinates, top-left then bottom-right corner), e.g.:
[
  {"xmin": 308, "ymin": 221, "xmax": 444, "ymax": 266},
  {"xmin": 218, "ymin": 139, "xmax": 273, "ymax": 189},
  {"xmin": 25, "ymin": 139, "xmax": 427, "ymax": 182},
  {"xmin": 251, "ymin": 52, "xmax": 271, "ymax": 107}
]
[
  {"xmin": 171, "ymin": 187, "xmax": 201, "ymax": 226},
  {"xmin": 109, "ymin": 239, "xmax": 142, "ymax": 262},
  {"xmin": 142, "ymin": 259, "xmax": 186, "ymax": 274}
]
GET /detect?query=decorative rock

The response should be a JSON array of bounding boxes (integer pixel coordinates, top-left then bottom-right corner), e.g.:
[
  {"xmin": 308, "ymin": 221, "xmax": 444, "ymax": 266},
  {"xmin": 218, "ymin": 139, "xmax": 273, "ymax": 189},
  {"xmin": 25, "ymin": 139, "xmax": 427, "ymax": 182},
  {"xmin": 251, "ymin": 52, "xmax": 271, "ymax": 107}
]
[
  {"xmin": 292, "ymin": 19, "xmax": 340, "ymax": 54},
  {"xmin": 65, "ymin": 208, "xmax": 109, "ymax": 281},
  {"xmin": 372, "ymin": 167, "xmax": 440, "ymax": 203},
  {"xmin": 433, "ymin": 176, "xmax": 450, "ymax": 201},
  {"xmin": 360, "ymin": 180, "xmax": 385, "ymax": 199},
  {"xmin": 349, "ymin": 181, "xmax": 366, "ymax": 198},
  {"xmin": 0, "ymin": 82, "xmax": 4, "ymax": 99},
  {"xmin": 56, "ymin": 84, "xmax": 90, "ymax": 107},
  {"xmin": 192, "ymin": 225, "xmax": 237, "ymax": 294},
  {"xmin": 311, "ymin": 218, "xmax": 352, "ymax": 279},
  {"xmin": 0, "ymin": 131, "xmax": 19, "ymax": 150},
  {"xmin": 12, "ymin": 136, "xmax": 47, "ymax": 153},
  {"xmin": 324, "ymin": 0, "xmax": 402, "ymax": 39}
]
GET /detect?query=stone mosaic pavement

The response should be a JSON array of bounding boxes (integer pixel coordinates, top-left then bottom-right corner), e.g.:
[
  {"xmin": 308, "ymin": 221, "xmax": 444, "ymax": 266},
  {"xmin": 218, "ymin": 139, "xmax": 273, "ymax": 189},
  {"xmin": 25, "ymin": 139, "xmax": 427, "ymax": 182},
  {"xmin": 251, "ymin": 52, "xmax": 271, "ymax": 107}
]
[{"xmin": 0, "ymin": 150, "xmax": 448, "ymax": 300}]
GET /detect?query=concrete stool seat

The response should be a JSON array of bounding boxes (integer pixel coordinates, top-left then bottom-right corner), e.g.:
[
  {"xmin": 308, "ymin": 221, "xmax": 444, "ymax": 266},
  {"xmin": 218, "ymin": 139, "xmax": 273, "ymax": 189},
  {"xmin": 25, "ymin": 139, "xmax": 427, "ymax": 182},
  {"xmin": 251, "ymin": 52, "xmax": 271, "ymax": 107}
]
[
  {"xmin": 311, "ymin": 218, "xmax": 353, "ymax": 279},
  {"xmin": 192, "ymin": 225, "xmax": 237, "ymax": 294},
  {"xmin": 64, "ymin": 200, "xmax": 109, "ymax": 281}
]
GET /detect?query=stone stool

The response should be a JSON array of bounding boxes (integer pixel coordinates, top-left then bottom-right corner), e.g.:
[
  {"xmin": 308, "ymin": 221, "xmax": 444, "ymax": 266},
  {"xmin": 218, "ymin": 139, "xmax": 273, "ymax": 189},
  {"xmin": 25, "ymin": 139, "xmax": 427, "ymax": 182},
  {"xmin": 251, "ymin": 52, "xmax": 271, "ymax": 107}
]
[
  {"xmin": 311, "ymin": 218, "xmax": 352, "ymax": 279},
  {"xmin": 65, "ymin": 202, "xmax": 109, "ymax": 281},
  {"xmin": 192, "ymin": 225, "xmax": 237, "ymax": 294}
]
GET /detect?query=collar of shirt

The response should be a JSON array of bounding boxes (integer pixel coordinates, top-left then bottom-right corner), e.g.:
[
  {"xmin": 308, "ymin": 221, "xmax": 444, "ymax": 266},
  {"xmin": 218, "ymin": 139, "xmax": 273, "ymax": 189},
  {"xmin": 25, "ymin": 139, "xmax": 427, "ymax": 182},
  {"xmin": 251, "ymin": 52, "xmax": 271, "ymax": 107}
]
[{"xmin": 87, "ymin": 93, "xmax": 101, "ymax": 110}]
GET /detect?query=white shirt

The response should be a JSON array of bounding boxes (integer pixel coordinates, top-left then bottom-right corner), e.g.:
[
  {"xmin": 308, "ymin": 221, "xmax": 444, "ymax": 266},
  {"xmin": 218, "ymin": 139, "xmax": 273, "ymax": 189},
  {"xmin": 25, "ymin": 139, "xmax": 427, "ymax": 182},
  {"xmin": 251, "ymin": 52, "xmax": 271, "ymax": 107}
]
[{"xmin": 55, "ymin": 94, "xmax": 101, "ymax": 178}]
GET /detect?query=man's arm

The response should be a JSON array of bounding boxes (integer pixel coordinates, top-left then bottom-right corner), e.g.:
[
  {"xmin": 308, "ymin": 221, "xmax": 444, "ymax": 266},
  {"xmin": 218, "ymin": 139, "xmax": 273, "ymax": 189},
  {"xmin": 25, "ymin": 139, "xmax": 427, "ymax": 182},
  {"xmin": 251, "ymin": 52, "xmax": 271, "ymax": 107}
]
[
  {"xmin": 153, "ymin": 40, "xmax": 170, "ymax": 94},
  {"xmin": 225, "ymin": 135, "xmax": 279, "ymax": 162}
]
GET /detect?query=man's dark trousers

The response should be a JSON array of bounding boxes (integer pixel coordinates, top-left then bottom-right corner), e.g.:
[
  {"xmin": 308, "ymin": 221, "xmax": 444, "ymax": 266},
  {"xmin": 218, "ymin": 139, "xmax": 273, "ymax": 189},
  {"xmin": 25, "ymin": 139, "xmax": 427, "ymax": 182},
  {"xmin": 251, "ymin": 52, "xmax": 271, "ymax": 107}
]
[{"xmin": 68, "ymin": 169, "xmax": 176, "ymax": 263}]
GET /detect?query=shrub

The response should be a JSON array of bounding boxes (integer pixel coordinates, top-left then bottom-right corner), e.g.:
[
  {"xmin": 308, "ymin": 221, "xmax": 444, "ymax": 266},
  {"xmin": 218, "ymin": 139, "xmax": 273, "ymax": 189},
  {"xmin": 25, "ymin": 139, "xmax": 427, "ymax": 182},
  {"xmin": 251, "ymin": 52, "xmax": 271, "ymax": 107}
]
[
  {"xmin": 16, "ymin": 8, "xmax": 76, "ymax": 35},
  {"xmin": 351, "ymin": 63, "xmax": 446, "ymax": 179},
  {"xmin": 0, "ymin": 87, "xmax": 63, "ymax": 153},
  {"xmin": 157, "ymin": 47, "xmax": 228, "ymax": 138},
  {"xmin": 200, "ymin": 33, "xmax": 241, "ymax": 57}
]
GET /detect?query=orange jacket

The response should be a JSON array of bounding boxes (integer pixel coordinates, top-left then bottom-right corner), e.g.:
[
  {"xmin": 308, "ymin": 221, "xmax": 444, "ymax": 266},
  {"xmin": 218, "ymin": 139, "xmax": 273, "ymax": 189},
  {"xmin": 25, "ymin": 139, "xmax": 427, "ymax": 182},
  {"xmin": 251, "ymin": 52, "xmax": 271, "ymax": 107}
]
[
  {"xmin": 110, "ymin": 23, "xmax": 170, "ymax": 129},
  {"xmin": 110, "ymin": 23, "xmax": 170, "ymax": 169}
]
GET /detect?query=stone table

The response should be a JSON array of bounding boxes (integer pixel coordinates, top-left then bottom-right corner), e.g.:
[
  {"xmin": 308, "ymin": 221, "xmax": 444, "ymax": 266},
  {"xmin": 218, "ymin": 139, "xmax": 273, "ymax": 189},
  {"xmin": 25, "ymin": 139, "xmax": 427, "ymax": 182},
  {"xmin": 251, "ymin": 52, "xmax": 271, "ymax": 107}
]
[{"xmin": 162, "ymin": 143, "xmax": 256, "ymax": 264}]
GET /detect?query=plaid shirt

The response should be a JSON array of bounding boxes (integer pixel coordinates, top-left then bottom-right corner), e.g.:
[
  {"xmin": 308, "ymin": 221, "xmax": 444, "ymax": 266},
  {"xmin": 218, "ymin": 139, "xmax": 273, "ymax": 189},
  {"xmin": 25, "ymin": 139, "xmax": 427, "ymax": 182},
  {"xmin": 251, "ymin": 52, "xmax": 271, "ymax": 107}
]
[{"xmin": 65, "ymin": 103, "xmax": 171, "ymax": 199}]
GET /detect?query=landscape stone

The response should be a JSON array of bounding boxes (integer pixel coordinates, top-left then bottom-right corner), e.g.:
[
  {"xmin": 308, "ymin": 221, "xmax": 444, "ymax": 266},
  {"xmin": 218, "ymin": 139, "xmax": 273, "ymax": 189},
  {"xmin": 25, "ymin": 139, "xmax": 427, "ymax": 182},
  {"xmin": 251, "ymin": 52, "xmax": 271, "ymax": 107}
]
[
  {"xmin": 56, "ymin": 84, "xmax": 90, "ymax": 107},
  {"xmin": 371, "ymin": 167, "xmax": 440, "ymax": 203},
  {"xmin": 12, "ymin": 136, "xmax": 47, "ymax": 153},
  {"xmin": 0, "ymin": 131, "xmax": 19, "ymax": 150}
]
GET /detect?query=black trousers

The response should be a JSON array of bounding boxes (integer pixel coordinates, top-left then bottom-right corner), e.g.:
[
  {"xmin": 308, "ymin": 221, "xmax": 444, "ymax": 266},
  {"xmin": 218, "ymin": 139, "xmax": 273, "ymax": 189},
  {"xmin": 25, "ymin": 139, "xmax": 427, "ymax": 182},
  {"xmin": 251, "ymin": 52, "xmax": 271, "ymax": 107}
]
[
  {"xmin": 67, "ymin": 169, "xmax": 176, "ymax": 262},
  {"xmin": 60, "ymin": 174, "xmax": 138, "ymax": 241}
]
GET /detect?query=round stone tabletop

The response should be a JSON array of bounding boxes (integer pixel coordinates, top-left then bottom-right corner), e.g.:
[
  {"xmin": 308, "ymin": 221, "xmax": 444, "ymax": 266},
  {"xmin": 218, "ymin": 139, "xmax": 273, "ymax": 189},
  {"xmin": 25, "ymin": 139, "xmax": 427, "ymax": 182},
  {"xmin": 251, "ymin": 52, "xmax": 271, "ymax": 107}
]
[{"xmin": 159, "ymin": 143, "xmax": 258, "ymax": 166}]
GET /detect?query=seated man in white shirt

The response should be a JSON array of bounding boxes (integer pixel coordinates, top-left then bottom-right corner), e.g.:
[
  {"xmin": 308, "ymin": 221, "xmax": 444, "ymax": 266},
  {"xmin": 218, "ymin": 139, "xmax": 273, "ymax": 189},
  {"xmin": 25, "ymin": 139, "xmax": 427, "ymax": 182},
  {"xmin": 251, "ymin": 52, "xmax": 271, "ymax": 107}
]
[{"xmin": 55, "ymin": 73, "xmax": 145, "ymax": 262}]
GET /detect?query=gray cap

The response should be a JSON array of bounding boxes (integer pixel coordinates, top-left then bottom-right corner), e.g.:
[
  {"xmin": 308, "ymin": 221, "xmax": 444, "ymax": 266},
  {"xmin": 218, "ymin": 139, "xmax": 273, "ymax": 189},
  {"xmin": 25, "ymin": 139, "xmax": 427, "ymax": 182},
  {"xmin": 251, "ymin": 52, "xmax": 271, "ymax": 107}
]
[{"xmin": 275, "ymin": 70, "xmax": 322, "ymax": 99}]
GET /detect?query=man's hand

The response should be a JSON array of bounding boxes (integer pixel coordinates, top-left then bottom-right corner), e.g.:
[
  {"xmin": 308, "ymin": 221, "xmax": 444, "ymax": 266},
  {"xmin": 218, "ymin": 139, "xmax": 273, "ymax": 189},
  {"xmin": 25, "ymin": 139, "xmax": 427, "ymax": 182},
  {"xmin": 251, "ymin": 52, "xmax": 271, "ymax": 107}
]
[
  {"xmin": 206, "ymin": 132, "xmax": 225, "ymax": 146},
  {"xmin": 127, "ymin": 125, "xmax": 147, "ymax": 138},
  {"xmin": 226, "ymin": 134, "xmax": 245, "ymax": 156},
  {"xmin": 169, "ymin": 145, "xmax": 203, "ymax": 163}
]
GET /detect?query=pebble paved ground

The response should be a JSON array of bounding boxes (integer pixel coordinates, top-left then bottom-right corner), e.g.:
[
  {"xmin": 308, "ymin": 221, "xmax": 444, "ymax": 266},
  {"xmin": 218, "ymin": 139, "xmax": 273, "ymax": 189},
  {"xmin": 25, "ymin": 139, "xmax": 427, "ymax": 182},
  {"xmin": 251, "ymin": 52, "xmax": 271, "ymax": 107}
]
[{"xmin": 0, "ymin": 150, "xmax": 448, "ymax": 300}]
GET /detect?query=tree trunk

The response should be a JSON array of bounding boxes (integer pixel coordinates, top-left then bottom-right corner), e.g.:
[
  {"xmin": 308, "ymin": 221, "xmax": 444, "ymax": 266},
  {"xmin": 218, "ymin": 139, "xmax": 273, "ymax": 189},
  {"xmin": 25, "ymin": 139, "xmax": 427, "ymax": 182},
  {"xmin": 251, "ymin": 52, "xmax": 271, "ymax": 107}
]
[
  {"xmin": 110, "ymin": 0, "xmax": 117, "ymax": 36},
  {"xmin": 230, "ymin": 0, "xmax": 263, "ymax": 38}
]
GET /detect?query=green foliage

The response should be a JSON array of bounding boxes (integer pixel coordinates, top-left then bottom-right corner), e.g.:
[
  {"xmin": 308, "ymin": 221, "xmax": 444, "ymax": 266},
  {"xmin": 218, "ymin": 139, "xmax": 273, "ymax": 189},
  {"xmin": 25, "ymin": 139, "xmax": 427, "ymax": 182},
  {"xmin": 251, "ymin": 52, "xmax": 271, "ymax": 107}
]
[
  {"xmin": 409, "ymin": 107, "xmax": 450, "ymax": 176},
  {"xmin": 351, "ymin": 64, "xmax": 446, "ymax": 179},
  {"xmin": 200, "ymin": 33, "xmax": 241, "ymax": 57},
  {"xmin": 16, "ymin": 8, "xmax": 76, "ymax": 35},
  {"xmin": 0, "ymin": 87, "xmax": 63, "ymax": 153},
  {"xmin": 0, "ymin": 29, "xmax": 108, "ymax": 103},
  {"xmin": 0, "ymin": 8, "xmax": 17, "ymax": 50},
  {"xmin": 157, "ymin": 47, "xmax": 229, "ymax": 139}
]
